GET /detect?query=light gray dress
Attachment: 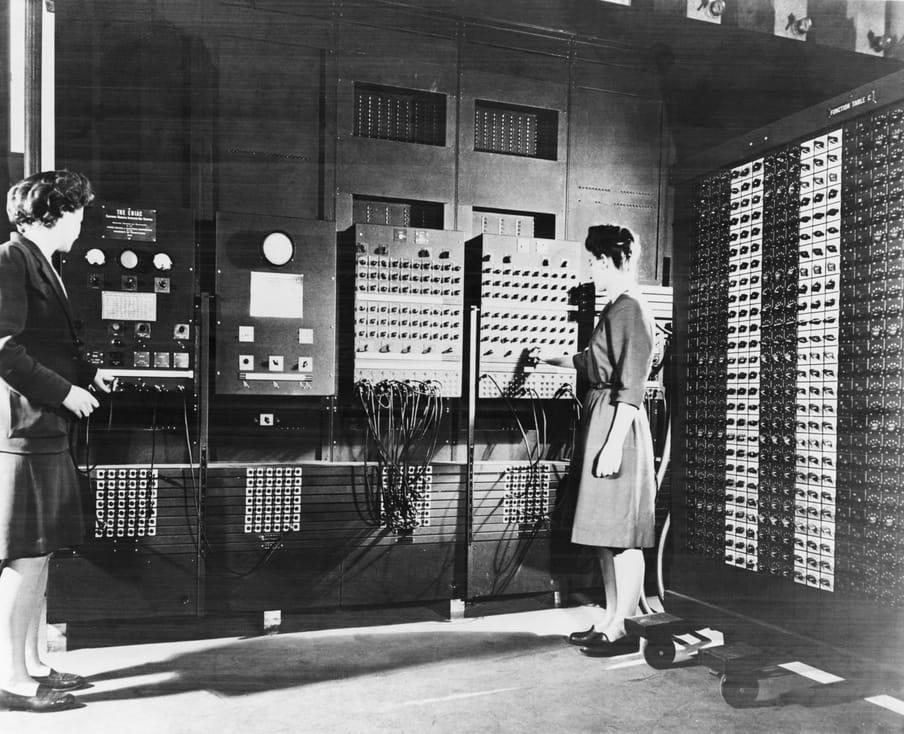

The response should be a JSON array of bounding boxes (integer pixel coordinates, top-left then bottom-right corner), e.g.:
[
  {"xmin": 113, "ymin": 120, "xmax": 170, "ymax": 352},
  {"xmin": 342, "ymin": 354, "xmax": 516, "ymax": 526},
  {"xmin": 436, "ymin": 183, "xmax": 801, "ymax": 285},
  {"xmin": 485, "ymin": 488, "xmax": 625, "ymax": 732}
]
[{"xmin": 570, "ymin": 291, "xmax": 656, "ymax": 549}]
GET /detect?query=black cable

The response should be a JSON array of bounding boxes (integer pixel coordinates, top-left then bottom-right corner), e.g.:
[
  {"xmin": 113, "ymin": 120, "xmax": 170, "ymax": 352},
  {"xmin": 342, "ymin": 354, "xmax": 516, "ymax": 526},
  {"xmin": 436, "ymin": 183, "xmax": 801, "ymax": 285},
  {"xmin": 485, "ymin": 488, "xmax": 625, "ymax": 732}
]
[
  {"xmin": 181, "ymin": 390, "xmax": 201, "ymax": 550},
  {"xmin": 356, "ymin": 379, "xmax": 445, "ymax": 532}
]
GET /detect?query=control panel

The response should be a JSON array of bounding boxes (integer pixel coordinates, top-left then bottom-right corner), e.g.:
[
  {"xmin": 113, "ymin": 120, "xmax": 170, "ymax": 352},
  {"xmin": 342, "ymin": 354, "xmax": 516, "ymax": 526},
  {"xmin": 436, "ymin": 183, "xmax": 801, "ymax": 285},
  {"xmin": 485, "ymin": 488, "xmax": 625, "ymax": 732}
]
[
  {"xmin": 381, "ymin": 464, "xmax": 432, "ymax": 529},
  {"xmin": 215, "ymin": 213, "xmax": 337, "ymax": 396},
  {"xmin": 243, "ymin": 465, "xmax": 303, "ymax": 535},
  {"xmin": 61, "ymin": 205, "xmax": 196, "ymax": 390},
  {"xmin": 466, "ymin": 234, "xmax": 584, "ymax": 398},
  {"xmin": 347, "ymin": 224, "xmax": 465, "ymax": 397},
  {"xmin": 502, "ymin": 463, "xmax": 550, "ymax": 525},
  {"xmin": 684, "ymin": 96, "xmax": 904, "ymax": 604},
  {"xmin": 93, "ymin": 465, "xmax": 159, "ymax": 539}
]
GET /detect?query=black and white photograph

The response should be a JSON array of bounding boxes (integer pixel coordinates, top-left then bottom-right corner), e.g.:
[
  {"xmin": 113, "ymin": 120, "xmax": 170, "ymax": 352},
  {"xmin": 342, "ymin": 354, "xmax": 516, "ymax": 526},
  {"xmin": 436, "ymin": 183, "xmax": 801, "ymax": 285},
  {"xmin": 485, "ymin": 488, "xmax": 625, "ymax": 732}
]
[{"xmin": 2, "ymin": 0, "xmax": 903, "ymax": 731}]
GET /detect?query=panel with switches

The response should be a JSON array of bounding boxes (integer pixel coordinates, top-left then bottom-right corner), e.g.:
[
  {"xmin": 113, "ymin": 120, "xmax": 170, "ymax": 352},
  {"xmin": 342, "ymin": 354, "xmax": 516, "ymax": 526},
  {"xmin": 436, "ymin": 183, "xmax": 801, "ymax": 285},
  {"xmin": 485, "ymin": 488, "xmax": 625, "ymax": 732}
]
[
  {"xmin": 61, "ymin": 205, "xmax": 196, "ymax": 391},
  {"xmin": 214, "ymin": 213, "xmax": 338, "ymax": 396},
  {"xmin": 684, "ymin": 97, "xmax": 904, "ymax": 605},
  {"xmin": 466, "ymin": 234, "xmax": 584, "ymax": 399},
  {"xmin": 347, "ymin": 223, "xmax": 465, "ymax": 397}
]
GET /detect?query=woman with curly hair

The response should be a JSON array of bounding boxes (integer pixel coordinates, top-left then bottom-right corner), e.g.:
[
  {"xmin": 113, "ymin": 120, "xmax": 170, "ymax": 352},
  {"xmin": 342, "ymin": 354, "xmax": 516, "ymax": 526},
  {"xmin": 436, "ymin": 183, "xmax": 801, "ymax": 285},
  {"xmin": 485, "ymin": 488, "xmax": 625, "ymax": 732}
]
[{"xmin": 0, "ymin": 170, "xmax": 115, "ymax": 712}]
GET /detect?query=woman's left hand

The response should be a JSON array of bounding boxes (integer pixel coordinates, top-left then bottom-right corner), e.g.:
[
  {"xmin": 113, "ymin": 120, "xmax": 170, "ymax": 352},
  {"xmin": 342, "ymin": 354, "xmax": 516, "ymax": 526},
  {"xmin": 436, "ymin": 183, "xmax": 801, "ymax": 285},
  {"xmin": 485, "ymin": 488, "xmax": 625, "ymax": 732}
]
[
  {"xmin": 592, "ymin": 443, "xmax": 623, "ymax": 478},
  {"xmin": 92, "ymin": 369, "xmax": 117, "ymax": 393}
]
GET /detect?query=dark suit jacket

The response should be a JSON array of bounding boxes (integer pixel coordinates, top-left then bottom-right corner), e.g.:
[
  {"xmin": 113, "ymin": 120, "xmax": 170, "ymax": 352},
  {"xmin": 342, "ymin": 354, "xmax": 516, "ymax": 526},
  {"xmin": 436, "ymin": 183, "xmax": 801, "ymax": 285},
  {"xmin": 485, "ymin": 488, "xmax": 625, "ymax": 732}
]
[{"xmin": 0, "ymin": 232, "xmax": 96, "ymax": 454}]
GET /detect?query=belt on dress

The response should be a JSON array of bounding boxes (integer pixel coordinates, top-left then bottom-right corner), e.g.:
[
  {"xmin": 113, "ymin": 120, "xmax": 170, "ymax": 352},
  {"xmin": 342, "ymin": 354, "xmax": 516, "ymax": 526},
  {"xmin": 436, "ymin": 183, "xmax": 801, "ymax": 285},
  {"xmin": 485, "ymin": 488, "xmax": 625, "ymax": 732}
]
[{"xmin": 589, "ymin": 383, "xmax": 613, "ymax": 390}]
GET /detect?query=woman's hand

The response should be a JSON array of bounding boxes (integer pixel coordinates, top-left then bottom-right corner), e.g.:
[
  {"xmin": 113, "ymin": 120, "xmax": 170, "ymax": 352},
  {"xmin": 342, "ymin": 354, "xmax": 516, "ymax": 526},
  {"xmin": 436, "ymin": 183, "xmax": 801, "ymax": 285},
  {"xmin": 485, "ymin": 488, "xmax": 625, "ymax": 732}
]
[
  {"xmin": 92, "ymin": 369, "xmax": 117, "ymax": 393},
  {"xmin": 62, "ymin": 385, "xmax": 99, "ymax": 419},
  {"xmin": 593, "ymin": 442, "xmax": 624, "ymax": 477},
  {"xmin": 528, "ymin": 347, "xmax": 573, "ymax": 368}
]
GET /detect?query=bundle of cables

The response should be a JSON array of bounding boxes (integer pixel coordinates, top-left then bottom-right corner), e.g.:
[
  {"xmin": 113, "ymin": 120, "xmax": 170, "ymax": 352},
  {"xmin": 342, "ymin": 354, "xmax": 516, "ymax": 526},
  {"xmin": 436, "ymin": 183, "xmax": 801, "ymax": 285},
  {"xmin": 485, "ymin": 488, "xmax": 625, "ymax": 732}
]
[{"xmin": 355, "ymin": 379, "xmax": 446, "ymax": 532}]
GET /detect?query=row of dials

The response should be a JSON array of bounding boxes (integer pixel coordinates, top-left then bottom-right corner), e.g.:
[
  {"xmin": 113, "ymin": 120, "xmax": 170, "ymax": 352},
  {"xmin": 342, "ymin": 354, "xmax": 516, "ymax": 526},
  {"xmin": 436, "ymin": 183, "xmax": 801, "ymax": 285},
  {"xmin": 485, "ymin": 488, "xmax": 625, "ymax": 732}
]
[{"xmin": 84, "ymin": 247, "xmax": 174, "ymax": 272}]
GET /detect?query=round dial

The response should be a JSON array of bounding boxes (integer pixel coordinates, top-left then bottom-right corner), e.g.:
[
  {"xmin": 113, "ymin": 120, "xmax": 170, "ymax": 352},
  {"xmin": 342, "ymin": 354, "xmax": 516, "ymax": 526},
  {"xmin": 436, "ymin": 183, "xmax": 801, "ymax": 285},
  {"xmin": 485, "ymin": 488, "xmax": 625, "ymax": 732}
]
[
  {"xmin": 85, "ymin": 248, "xmax": 106, "ymax": 266},
  {"xmin": 261, "ymin": 231, "xmax": 294, "ymax": 267},
  {"xmin": 153, "ymin": 252, "xmax": 174, "ymax": 271},
  {"xmin": 119, "ymin": 249, "xmax": 139, "ymax": 270}
]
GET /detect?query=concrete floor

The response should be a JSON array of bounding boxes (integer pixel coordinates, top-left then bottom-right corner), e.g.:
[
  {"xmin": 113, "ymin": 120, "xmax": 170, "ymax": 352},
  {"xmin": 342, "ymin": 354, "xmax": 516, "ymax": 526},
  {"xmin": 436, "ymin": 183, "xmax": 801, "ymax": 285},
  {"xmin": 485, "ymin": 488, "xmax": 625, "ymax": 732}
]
[{"xmin": 7, "ymin": 604, "xmax": 904, "ymax": 733}]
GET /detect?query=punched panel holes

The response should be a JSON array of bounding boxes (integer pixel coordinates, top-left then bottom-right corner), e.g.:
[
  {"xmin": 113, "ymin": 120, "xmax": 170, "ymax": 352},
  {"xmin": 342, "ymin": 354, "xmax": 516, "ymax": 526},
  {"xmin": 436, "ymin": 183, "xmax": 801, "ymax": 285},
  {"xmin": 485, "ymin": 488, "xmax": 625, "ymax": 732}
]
[
  {"xmin": 503, "ymin": 463, "xmax": 551, "ymax": 524},
  {"xmin": 380, "ymin": 465, "xmax": 432, "ymax": 528},
  {"xmin": 93, "ymin": 467, "xmax": 158, "ymax": 539},
  {"xmin": 244, "ymin": 466, "xmax": 303, "ymax": 534},
  {"xmin": 355, "ymin": 200, "xmax": 412, "ymax": 228},
  {"xmin": 474, "ymin": 100, "xmax": 558, "ymax": 160},
  {"xmin": 353, "ymin": 83, "xmax": 446, "ymax": 147}
]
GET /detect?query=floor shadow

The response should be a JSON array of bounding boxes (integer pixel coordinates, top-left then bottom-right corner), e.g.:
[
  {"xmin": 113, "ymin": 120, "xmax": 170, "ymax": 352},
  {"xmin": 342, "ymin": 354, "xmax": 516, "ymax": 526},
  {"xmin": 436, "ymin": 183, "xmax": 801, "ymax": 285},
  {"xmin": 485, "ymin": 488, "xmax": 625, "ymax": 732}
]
[{"xmin": 75, "ymin": 627, "xmax": 565, "ymax": 703}]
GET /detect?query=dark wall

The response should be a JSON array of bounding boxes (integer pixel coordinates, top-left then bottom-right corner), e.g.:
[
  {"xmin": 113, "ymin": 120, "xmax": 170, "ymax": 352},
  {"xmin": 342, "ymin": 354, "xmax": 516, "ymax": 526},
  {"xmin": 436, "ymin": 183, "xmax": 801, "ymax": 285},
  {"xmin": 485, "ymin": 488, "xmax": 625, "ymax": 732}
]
[
  {"xmin": 53, "ymin": 0, "xmax": 903, "ymax": 281},
  {"xmin": 54, "ymin": 0, "xmax": 672, "ymax": 283},
  {"xmin": 369, "ymin": 0, "xmax": 903, "ymax": 161}
]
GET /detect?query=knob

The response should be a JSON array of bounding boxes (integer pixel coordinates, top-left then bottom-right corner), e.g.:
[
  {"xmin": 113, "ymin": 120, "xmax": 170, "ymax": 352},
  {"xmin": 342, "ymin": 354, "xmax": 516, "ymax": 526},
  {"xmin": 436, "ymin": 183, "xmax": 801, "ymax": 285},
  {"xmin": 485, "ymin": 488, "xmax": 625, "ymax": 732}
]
[
  {"xmin": 85, "ymin": 248, "xmax": 106, "ymax": 266},
  {"xmin": 153, "ymin": 252, "xmax": 174, "ymax": 271},
  {"xmin": 119, "ymin": 249, "xmax": 139, "ymax": 270}
]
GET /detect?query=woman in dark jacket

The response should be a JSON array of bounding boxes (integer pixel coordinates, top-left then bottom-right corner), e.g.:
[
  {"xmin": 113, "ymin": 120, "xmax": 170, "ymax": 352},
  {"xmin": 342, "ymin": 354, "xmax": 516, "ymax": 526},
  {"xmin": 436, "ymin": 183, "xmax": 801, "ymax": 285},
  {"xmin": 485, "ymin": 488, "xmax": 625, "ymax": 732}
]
[
  {"xmin": 540, "ymin": 224, "xmax": 655, "ymax": 654},
  {"xmin": 0, "ymin": 171, "xmax": 115, "ymax": 712}
]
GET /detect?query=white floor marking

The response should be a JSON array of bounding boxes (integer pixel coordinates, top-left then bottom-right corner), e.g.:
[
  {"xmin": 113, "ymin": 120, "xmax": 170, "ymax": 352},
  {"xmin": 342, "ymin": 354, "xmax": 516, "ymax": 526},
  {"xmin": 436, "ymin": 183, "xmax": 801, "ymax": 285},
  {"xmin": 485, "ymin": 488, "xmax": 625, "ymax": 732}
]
[
  {"xmin": 778, "ymin": 661, "xmax": 845, "ymax": 684},
  {"xmin": 387, "ymin": 686, "xmax": 522, "ymax": 709},
  {"xmin": 866, "ymin": 695, "xmax": 904, "ymax": 716},
  {"xmin": 604, "ymin": 657, "xmax": 647, "ymax": 670}
]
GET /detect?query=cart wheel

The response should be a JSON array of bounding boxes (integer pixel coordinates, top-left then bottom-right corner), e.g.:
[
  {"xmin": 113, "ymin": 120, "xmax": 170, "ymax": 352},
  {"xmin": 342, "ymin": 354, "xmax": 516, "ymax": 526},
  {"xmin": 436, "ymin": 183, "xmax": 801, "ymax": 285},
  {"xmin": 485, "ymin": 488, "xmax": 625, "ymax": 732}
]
[
  {"xmin": 643, "ymin": 638, "xmax": 676, "ymax": 669},
  {"xmin": 719, "ymin": 673, "xmax": 759, "ymax": 708}
]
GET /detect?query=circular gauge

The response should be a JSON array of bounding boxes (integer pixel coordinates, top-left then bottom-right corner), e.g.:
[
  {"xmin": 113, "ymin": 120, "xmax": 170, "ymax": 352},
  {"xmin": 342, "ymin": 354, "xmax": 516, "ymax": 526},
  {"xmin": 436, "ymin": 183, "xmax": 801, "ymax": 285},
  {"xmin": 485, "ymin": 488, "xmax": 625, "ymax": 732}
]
[
  {"xmin": 85, "ymin": 248, "xmax": 106, "ymax": 266},
  {"xmin": 261, "ymin": 231, "xmax": 294, "ymax": 267},
  {"xmin": 153, "ymin": 252, "xmax": 174, "ymax": 271},
  {"xmin": 119, "ymin": 249, "xmax": 139, "ymax": 270}
]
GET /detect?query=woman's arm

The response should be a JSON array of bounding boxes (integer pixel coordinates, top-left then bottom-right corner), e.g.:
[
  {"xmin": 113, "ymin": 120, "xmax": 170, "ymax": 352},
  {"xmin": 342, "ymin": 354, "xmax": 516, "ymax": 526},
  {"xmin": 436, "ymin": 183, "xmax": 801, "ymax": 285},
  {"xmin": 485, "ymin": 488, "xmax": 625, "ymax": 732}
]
[
  {"xmin": 0, "ymin": 246, "xmax": 72, "ymax": 405},
  {"xmin": 537, "ymin": 353, "xmax": 577, "ymax": 369},
  {"xmin": 593, "ymin": 401, "xmax": 639, "ymax": 477},
  {"xmin": 0, "ymin": 245, "xmax": 107, "ymax": 417},
  {"xmin": 593, "ymin": 297, "xmax": 653, "ymax": 477}
]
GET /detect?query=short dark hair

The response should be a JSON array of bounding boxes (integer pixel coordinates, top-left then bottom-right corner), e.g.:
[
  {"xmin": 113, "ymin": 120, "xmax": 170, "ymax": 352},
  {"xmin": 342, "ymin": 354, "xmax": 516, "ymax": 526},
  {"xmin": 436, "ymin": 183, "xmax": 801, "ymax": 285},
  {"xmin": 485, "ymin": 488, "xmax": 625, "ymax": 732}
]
[
  {"xmin": 7, "ymin": 170, "xmax": 94, "ymax": 229},
  {"xmin": 585, "ymin": 224, "xmax": 637, "ymax": 270}
]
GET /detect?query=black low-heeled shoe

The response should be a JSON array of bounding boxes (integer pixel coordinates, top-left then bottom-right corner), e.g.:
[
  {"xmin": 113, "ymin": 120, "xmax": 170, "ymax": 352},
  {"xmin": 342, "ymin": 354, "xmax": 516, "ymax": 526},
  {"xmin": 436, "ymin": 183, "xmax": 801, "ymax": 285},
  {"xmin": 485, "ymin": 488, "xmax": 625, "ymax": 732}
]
[
  {"xmin": 31, "ymin": 669, "xmax": 88, "ymax": 691},
  {"xmin": 0, "ymin": 686, "xmax": 83, "ymax": 713},
  {"xmin": 579, "ymin": 634, "xmax": 639, "ymax": 658},
  {"xmin": 567, "ymin": 626, "xmax": 603, "ymax": 646}
]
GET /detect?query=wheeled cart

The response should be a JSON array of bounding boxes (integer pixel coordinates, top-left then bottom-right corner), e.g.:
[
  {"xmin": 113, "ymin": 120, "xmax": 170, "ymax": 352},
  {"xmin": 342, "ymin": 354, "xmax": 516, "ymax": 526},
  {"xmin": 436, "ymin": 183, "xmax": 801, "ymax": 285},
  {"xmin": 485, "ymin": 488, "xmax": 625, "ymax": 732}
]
[{"xmin": 626, "ymin": 613, "xmax": 769, "ymax": 707}]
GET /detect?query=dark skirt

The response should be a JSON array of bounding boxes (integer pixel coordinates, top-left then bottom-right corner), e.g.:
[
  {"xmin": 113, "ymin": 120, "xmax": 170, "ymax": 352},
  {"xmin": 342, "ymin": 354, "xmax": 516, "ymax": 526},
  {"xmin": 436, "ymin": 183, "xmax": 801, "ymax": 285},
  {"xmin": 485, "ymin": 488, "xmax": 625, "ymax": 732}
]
[
  {"xmin": 571, "ymin": 387, "xmax": 656, "ymax": 549},
  {"xmin": 0, "ymin": 451, "xmax": 85, "ymax": 559}
]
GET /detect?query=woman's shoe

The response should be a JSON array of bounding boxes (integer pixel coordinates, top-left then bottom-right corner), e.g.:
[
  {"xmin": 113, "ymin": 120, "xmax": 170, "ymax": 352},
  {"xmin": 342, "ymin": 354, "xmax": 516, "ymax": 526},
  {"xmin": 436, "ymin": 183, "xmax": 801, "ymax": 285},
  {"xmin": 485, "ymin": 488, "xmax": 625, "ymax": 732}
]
[
  {"xmin": 31, "ymin": 669, "xmax": 87, "ymax": 691},
  {"xmin": 567, "ymin": 626, "xmax": 603, "ymax": 646},
  {"xmin": 0, "ymin": 686, "xmax": 82, "ymax": 712},
  {"xmin": 579, "ymin": 633, "xmax": 639, "ymax": 657}
]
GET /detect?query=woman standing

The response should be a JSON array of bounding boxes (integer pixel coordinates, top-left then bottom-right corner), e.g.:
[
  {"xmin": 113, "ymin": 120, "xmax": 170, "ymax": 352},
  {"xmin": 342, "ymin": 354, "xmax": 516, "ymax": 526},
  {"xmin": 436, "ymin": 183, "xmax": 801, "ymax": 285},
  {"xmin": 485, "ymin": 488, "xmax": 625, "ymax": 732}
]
[
  {"xmin": 0, "ymin": 170, "xmax": 115, "ymax": 712},
  {"xmin": 540, "ymin": 224, "xmax": 656, "ymax": 654}
]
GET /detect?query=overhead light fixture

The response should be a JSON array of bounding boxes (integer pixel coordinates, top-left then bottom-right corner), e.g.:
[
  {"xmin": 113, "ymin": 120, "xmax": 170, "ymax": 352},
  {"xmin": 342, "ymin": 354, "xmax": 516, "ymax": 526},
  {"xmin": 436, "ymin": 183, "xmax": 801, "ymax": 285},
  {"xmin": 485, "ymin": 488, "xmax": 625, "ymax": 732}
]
[
  {"xmin": 867, "ymin": 30, "xmax": 898, "ymax": 54},
  {"xmin": 786, "ymin": 13, "xmax": 813, "ymax": 36},
  {"xmin": 696, "ymin": 0, "xmax": 725, "ymax": 20}
]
